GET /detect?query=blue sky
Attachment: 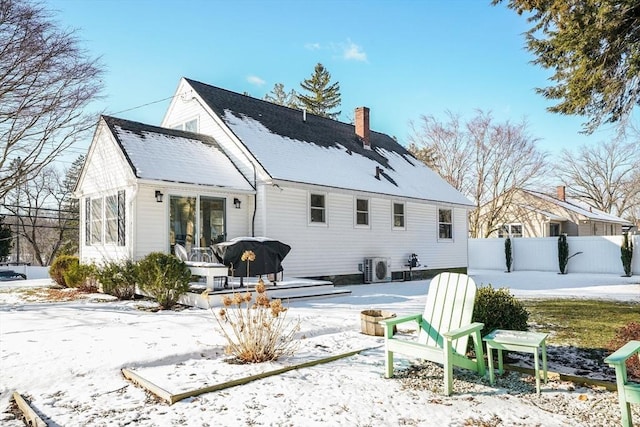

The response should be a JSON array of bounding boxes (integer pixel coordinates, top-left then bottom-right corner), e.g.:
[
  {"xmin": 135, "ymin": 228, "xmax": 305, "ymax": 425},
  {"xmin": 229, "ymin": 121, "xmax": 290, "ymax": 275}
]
[{"xmin": 48, "ymin": 0, "xmax": 619, "ymax": 167}]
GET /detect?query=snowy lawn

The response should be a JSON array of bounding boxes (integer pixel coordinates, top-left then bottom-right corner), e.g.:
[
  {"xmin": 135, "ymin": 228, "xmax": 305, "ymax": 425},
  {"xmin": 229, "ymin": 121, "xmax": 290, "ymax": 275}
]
[{"xmin": 0, "ymin": 270, "xmax": 638, "ymax": 426}]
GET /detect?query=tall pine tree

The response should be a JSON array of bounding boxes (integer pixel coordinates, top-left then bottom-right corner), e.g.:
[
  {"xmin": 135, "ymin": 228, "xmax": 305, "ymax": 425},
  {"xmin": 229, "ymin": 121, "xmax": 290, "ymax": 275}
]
[{"xmin": 298, "ymin": 63, "xmax": 341, "ymax": 119}]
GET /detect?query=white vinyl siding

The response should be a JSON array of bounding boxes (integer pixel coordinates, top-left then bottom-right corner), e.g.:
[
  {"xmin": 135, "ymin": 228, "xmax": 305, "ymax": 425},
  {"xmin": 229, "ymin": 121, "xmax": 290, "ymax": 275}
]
[{"xmin": 254, "ymin": 184, "xmax": 470, "ymax": 278}]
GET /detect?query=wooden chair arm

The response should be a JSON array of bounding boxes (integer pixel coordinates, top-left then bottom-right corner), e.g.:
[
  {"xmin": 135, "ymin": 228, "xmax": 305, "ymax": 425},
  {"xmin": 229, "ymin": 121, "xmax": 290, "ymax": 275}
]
[
  {"xmin": 443, "ymin": 322, "xmax": 484, "ymax": 340},
  {"xmin": 379, "ymin": 313, "xmax": 422, "ymax": 328},
  {"xmin": 605, "ymin": 340, "xmax": 640, "ymax": 366}
]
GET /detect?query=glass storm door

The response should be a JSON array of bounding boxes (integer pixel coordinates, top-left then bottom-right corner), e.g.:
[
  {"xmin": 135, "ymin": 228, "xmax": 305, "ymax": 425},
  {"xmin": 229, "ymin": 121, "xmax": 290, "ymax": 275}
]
[
  {"xmin": 169, "ymin": 196, "xmax": 196, "ymax": 253},
  {"xmin": 199, "ymin": 197, "xmax": 226, "ymax": 246}
]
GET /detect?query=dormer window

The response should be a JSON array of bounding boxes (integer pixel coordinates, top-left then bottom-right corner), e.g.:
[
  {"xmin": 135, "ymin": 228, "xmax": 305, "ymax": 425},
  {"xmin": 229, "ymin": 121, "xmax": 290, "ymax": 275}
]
[{"xmin": 171, "ymin": 118, "xmax": 198, "ymax": 132}]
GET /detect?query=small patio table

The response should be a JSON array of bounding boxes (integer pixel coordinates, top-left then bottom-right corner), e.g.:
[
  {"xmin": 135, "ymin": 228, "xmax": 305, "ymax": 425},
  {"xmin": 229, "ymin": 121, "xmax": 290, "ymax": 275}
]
[{"xmin": 483, "ymin": 329, "xmax": 548, "ymax": 394}]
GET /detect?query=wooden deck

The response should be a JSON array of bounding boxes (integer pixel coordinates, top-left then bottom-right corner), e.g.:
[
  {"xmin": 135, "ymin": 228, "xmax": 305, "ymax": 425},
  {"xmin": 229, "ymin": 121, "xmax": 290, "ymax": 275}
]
[{"xmin": 180, "ymin": 277, "xmax": 351, "ymax": 308}]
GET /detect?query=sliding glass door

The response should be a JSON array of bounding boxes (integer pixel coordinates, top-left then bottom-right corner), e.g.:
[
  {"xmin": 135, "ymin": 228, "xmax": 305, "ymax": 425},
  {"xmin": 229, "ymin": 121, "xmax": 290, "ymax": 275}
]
[{"xmin": 169, "ymin": 195, "xmax": 226, "ymax": 253}]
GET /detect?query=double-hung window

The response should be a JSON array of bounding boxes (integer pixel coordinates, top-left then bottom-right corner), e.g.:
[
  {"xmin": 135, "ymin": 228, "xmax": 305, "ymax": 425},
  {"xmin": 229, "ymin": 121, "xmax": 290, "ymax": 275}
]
[
  {"xmin": 393, "ymin": 202, "xmax": 405, "ymax": 228},
  {"xmin": 90, "ymin": 198, "xmax": 103, "ymax": 244},
  {"xmin": 438, "ymin": 208, "xmax": 453, "ymax": 240},
  {"xmin": 105, "ymin": 195, "xmax": 118, "ymax": 243},
  {"xmin": 356, "ymin": 198, "xmax": 369, "ymax": 226},
  {"xmin": 310, "ymin": 193, "xmax": 326, "ymax": 224}
]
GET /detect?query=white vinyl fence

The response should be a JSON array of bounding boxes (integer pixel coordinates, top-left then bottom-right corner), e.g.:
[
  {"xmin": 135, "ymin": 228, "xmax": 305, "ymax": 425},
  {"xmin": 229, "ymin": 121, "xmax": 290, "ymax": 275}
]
[
  {"xmin": 0, "ymin": 265, "xmax": 50, "ymax": 280},
  {"xmin": 469, "ymin": 235, "xmax": 640, "ymax": 275}
]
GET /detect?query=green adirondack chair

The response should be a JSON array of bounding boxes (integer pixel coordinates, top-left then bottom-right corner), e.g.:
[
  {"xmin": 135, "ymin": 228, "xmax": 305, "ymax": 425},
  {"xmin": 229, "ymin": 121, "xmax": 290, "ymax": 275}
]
[
  {"xmin": 605, "ymin": 340, "xmax": 640, "ymax": 427},
  {"xmin": 379, "ymin": 272, "xmax": 486, "ymax": 396}
]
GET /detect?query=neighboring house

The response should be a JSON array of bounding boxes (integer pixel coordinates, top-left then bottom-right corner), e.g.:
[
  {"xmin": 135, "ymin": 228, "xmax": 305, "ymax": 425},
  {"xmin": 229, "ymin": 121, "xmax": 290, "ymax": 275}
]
[
  {"xmin": 75, "ymin": 78, "xmax": 473, "ymax": 283},
  {"xmin": 487, "ymin": 186, "xmax": 632, "ymax": 238}
]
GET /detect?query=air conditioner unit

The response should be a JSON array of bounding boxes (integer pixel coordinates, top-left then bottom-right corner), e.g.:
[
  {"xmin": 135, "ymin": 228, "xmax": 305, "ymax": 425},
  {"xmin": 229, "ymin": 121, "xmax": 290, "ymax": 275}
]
[{"xmin": 364, "ymin": 257, "xmax": 391, "ymax": 283}]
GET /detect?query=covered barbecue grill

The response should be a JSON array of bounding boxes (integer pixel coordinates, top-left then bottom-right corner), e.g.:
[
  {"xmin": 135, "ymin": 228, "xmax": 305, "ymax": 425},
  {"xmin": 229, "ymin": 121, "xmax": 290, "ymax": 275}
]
[{"xmin": 211, "ymin": 237, "xmax": 291, "ymax": 278}]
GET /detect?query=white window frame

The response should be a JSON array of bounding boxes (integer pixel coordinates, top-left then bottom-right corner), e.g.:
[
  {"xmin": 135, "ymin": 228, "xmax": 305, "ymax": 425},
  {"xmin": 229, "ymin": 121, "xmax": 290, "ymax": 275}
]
[
  {"xmin": 393, "ymin": 202, "xmax": 405, "ymax": 229},
  {"xmin": 438, "ymin": 207, "xmax": 453, "ymax": 241},
  {"xmin": 355, "ymin": 197, "xmax": 370, "ymax": 228},
  {"xmin": 171, "ymin": 116, "xmax": 199, "ymax": 133},
  {"xmin": 309, "ymin": 192, "xmax": 327, "ymax": 225},
  {"xmin": 498, "ymin": 223, "xmax": 523, "ymax": 238}
]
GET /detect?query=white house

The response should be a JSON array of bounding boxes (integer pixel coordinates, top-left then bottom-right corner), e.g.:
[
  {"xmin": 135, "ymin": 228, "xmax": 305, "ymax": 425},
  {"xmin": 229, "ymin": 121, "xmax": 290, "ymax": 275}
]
[{"xmin": 75, "ymin": 78, "xmax": 473, "ymax": 283}]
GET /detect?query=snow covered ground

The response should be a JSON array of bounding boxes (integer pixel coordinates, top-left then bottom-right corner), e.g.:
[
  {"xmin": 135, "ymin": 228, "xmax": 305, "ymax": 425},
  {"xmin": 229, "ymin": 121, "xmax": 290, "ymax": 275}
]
[{"xmin": 0, "ymin": 270, "xmax": 638, "ymax": 426}]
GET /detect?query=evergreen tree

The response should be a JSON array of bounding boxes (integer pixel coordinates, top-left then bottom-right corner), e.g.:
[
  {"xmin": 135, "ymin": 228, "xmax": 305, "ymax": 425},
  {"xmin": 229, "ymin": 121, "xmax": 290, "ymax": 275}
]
[
  {"xmin": 264, "ymin": 83, "xmax": 300, "ymax": 109},
  {"xmin": 57, "ymin": 155, "xmax": 84, "ymax": 256},
  {"xmin": 621, "ymin": 232, "xmax": 633, "ymax": 277},
  {"xmin": 504, "ymin": 236, "xmax": 513, "ymax": 273},
  {"xmin": 298, "ymin": 63, "xmax": 341, "ymax": 119},
  {"xmin": 558, "ymin": 234, "xmax": 569, "ymax": 274},
  {"xmin": 494, "ymin": 0, "xmax": 640, "ymax": 133},
  {"xmin": 0, "ymin": 216, "xmax": 12, "ymax": 261}
]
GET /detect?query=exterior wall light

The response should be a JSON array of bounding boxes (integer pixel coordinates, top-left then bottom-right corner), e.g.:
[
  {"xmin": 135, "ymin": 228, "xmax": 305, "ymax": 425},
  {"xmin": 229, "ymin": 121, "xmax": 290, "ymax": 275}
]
[
  {"xmin": 233, "ymin": 197, "xmax": 241, "ymax": 209},
  {"xmin": 155, "ymin": 190, "xmax": 164, "ymax": 203}
]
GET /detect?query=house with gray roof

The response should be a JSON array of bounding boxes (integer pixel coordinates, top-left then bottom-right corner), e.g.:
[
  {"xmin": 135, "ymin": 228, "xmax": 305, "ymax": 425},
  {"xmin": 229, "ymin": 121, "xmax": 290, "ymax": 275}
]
[
  {"xmin": 75, "ymin": 78, "xmax": 473, "ymax": 283},
  {"xmin": 485, "ymin": 186, "xmax": 632, "ymax": 238}
]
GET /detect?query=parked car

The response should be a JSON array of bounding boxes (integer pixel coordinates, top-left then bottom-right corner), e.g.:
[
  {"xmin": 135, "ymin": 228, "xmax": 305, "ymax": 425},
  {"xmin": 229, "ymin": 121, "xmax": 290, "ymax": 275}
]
[{"xmin": 0, "ymin": 270, "xmax": 27, "ymax": 281}]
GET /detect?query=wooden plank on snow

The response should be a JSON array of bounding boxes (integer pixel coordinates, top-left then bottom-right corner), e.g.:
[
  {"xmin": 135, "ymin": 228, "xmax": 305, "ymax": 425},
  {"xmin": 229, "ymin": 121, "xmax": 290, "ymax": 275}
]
[{"xmin": 12, "ymin": 392, "xmax": 47, "ymax": 427}]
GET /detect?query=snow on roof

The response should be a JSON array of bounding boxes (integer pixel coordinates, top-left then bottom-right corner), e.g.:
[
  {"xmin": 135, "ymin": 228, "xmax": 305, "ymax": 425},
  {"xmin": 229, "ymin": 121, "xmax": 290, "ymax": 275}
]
[
  {"xmin": 105, "ymin": 116, "xmax": 254, "ymax": 191},
  {"xmin": 222, "ymin": 111, "xmax": 473, "ymax": 206},
  {"xmin": 527, "ymin": 190, "xmax": 631, "ymax": 224}
]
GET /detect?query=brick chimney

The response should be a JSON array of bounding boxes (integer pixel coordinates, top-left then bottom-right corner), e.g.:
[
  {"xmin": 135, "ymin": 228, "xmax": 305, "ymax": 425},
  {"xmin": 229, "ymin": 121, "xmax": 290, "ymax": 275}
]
[
  {"xmin": 557, "ymin": 185, "xmax": 566, "ymax": 201},
  {"xmin": 355, "ymin": 107, "xmax": 370, "ymax": 149}
]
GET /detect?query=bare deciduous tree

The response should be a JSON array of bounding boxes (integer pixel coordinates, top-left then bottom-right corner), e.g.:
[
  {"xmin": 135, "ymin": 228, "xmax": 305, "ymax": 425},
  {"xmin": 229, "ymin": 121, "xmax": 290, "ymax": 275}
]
[
  {"xmin": 0, "ymin": 0, "xmax": 103, "ymax": 201},
  {"xmin": 4, "ymin": 164, "xmax": 78, "ymax": 265},
  {"xmin": 408, "ymin": 110, "xmax": 548, "ymax": 238},
  {"xmin": 557, "ymin": 139, "xmax": 640, "ymax": 223}
]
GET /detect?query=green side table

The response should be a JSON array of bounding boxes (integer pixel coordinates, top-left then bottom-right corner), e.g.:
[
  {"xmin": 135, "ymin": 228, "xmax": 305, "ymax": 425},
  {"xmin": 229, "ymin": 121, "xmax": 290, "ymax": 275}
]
[{"xmin": 483, "ymin": 329, "xmax": 548, "ymax": 394}]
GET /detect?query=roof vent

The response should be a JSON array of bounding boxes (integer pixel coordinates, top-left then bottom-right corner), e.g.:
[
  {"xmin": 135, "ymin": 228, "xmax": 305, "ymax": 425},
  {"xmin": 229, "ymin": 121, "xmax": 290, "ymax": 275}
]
[
  {"xmin": 302, "ymin": 108, "xmax": 307, "ymax": 122},
  {"xmin": 375, "ymin": 166, "xmax": 382, "ymax": 180}
]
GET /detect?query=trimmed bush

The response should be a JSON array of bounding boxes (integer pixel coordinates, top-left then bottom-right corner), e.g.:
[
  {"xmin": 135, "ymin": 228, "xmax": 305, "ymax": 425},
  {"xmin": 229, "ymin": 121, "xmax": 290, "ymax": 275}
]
[
  {"xmin": 96, "ymin": 260, "xmax": 138, "ymax": 300},
  {"xmin": 505, "ymin": 237, "xmax": 513, "ymax": 273},
  {"xmin": 558, "ymin": 234, "xmax": 569, "ymax": 274},
  {"xmin": 49, "ymin": 255, "xmax": 80, "ymax": 287},
  {"xmin": 137, "ymin": 252, "xmax": 191, "ymax": 309},
  {"xmin": 473, "ymin": 285, "xmax": 529, "ymax": 336},
  {"xmin": 63, "ymin": 262, "xmax": 98, "ymax": 292},
  {"xmin": 621, "ymin": 232, "xmax": 633, "ymax": 277},
  {"xmin": 607, "ymin": 322, "xmax": 640, "ymax": 380}
]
